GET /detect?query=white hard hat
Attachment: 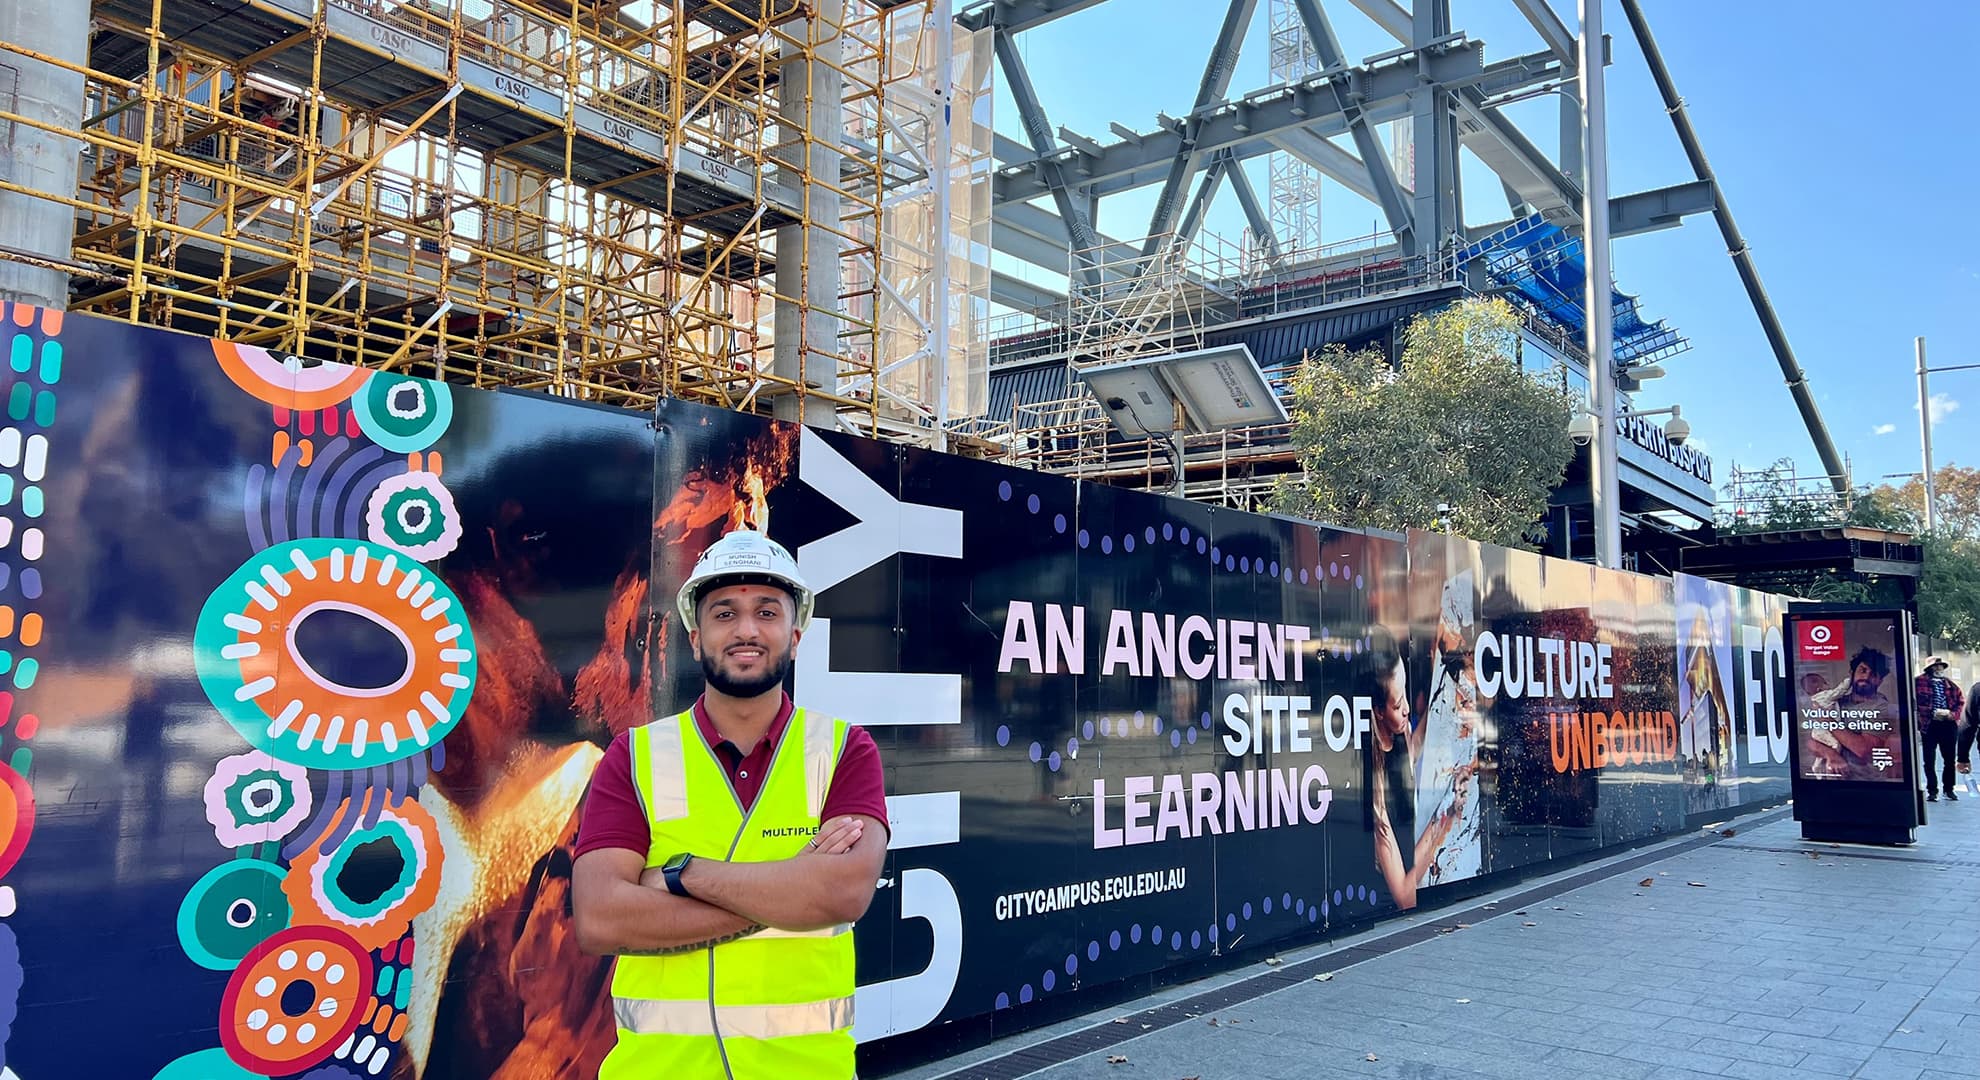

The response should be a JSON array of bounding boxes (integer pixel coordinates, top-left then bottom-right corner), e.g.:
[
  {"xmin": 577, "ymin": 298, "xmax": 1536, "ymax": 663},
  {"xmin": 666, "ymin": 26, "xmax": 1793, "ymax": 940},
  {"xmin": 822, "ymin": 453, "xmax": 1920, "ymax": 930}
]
[{"xmin": 675, "ymin": 530, "xmax": 813, "ymax": 633}]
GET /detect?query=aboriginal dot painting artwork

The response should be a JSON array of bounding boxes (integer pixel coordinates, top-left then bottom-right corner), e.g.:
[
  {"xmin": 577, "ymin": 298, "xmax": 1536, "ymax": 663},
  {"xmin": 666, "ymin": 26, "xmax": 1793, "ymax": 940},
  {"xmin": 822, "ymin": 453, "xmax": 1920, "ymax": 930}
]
[{"xmin": 0, "ymin": 306, "xmax": 1795, "ymax": 1077}]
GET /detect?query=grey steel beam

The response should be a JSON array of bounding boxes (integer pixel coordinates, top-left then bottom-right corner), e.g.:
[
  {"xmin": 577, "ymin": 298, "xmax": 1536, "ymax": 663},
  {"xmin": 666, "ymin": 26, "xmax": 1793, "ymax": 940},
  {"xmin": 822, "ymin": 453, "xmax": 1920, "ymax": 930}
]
[
  {"xmin": 1174, "ymin": 154, "xmax": 1231, "ymax": 248},
  {"xmin": 994, "ymin": 29, "xmax": 1103, "ymax": 279},
  {"xmin": 992, "ymin": 42, "xmax": 1562, "ymax": 204},
  {"xmin": 1142, "ymin": 0, "xmax": 1260, "ymax": 254},
  {"xmin": 1509, "ymin": 0, "xmax": 1583, "ymax": 185},
  {"xmin": 1289, "ymin": 0, "xmax": 1416, "ymax": 249},
  {"xmin": 1343, "ymin": 0, "xmax": 1586, "ymax": 225},
  {"xmin": 1511, "ymin": 0, "xmax": 1578, "ymax": 62},
  {"xmin": 1223, "ymin": 154, "xmax": 1281, "ymax": 262},
  {"xmin": 1620, "ymin": 0, "xmax": 1848, "ymax": 496},
  {"xmin": 957, "ymin": 0, "xmax": 1113, "ymax": 34},
  {"xmin": 994, "ymin": 200, "xmax": 1136, "ymax": 277},
  {"xmin": 991, "ymin": 268, "xmax": 1068, "ymax": 314},
  {"xmin": 1411, "ymin": 0, "xmax": 1461, "ymax": 252},
  {"xmin": 1609, "ymin": 179, "xmax": 1714, "ymax": 238},
  {"xmin": 1265, "ymin": 129, "xmax": 1380, "ymax": 204},
  {"xmin": 1456, "ymin": 94, "xmax": 1581, "ymax": 221},
  {"xmin": 1344, "ymin": 0, "xmax": 1410, "ymax": 40}
]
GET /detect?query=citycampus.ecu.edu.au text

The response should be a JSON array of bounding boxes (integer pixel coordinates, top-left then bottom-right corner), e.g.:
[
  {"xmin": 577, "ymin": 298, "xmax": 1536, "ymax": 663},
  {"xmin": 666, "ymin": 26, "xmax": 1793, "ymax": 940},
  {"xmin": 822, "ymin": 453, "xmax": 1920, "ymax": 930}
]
[{"xmin": 994, "ymin": 868, "xmax": 1187, "ymax": 921}]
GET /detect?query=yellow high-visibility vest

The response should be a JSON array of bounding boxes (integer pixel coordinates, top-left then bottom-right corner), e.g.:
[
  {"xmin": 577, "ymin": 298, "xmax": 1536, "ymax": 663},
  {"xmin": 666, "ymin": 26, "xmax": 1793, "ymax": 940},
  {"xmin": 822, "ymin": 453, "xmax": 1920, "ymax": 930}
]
[{"xmin": 603, "ymin": 707, "xmax": 856, "ymax": 1080}]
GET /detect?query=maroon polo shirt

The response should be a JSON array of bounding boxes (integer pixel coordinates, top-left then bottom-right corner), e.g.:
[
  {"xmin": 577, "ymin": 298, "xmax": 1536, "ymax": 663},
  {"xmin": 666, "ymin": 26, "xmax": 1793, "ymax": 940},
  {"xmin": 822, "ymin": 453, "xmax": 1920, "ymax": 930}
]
[{"xmin": 576, "ymin": 693, "xmax": 888, "ymax": 860}]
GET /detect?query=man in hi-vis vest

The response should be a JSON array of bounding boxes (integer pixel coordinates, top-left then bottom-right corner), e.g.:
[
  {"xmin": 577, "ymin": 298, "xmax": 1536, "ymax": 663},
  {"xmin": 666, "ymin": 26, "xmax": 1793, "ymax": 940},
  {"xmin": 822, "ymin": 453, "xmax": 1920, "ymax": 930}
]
[{"xmin": 574, "ymin": 530, "xmax": 889, "ymax": 1079}]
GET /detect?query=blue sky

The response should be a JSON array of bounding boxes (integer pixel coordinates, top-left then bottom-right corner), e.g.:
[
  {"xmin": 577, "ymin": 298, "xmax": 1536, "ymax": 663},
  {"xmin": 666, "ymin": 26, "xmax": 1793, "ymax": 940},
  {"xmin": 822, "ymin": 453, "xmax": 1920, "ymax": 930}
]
[{"xmin": 988, "ymin": 0, "xmax": 1980, "ymax": 494}]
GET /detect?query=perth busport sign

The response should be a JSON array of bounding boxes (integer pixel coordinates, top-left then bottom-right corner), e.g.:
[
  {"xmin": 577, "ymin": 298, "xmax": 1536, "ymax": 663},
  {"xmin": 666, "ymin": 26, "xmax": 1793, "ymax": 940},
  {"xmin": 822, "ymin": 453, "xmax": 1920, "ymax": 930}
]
[{"xmin": 1621, "ymin": 410, "xmax": 1713, "ymax": 483}]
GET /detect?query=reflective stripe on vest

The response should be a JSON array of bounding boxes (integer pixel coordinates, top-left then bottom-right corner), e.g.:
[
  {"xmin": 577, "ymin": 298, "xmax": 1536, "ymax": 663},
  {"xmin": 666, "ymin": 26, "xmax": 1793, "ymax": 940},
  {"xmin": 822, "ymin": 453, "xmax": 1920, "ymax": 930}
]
[
  {"xmin": 603, "ymin": 707, "xmax": 856, "ymax": 1080},
  {"xmin": 614, "ymin": 995, "xmax": 855, "ymax": 1039}
]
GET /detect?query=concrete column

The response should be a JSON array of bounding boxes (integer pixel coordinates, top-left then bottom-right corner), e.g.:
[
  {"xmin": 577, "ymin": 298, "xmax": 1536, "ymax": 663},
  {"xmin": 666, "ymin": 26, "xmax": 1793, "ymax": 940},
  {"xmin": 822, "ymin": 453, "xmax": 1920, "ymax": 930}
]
[
  {"xmin": 0, "ymin": 0, "xmax": 89, "ymax": 309},
  {"xmin": 773, "ymin": 0, "xmax": 845, "ymax": 427}
]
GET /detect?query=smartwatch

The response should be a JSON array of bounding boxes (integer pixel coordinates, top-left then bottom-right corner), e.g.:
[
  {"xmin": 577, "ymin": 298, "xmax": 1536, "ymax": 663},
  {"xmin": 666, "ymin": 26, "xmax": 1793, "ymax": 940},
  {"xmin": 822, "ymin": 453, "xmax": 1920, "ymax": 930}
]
[{"xmin": 661, "ymin": 852, "xmax": 695, "ymax": 898}]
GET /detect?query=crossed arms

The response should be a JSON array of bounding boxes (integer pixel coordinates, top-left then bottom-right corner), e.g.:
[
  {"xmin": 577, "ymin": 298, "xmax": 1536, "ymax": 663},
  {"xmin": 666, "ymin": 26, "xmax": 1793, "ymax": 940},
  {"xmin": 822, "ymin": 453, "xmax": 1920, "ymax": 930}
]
[{"xmin": 572, "ymin": 814, "xmax": 889, "ymax": 957}]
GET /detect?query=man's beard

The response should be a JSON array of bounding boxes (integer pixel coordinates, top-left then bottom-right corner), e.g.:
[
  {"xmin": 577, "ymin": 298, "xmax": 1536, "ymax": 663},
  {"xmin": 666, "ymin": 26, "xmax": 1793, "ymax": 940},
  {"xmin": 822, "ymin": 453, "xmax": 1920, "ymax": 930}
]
[
  {"xmin": 702, "ymin": 648, "xmax": 791, "ymax": 699},
  {"xmin": 1853, "ymin": 680, "xmax": 1877, "ymax": 698}
]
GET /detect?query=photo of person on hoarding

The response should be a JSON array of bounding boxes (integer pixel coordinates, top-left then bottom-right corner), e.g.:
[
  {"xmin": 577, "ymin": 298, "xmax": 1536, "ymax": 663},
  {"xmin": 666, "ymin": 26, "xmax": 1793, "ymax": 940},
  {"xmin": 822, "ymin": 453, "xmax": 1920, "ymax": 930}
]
[
  {"xmin": 1360, "ymin": 627, "xmax": 1460, "ymax": 909},
  {"xmin": 1799, "ymin": 644, "xmax": 1903, "ymax": 781},
  {"xmin": 1412, "ymin": 566, "xmax": 1484, "ymax": 884}
]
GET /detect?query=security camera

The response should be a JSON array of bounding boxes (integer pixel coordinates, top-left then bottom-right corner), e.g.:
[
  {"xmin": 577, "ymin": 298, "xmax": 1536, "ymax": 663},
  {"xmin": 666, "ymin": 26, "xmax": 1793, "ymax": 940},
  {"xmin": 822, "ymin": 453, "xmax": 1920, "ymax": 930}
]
[
  {"xmin": 1567, "ymin": 411, "xmax": 1597, "ymax": 447},
  {"xmin": 1664, "ymin": 407, "xmax": 1690, "ymax": 446}
]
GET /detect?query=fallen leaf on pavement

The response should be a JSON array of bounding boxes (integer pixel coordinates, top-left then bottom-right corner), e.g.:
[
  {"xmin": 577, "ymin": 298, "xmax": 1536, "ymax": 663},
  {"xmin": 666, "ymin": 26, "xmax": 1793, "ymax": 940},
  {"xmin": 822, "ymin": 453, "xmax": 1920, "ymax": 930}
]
[
  {"xmin": 1206, "ymin": 1018, "xmax": 1219, "ymax": 1026},
  {"xmin": 1112, "ymin": 1017, "xmax": 1130, "ymax": 1024},
  {"xmin": 1314, "ymin": 972, "xmax": 1336, "ymax": 982},
  {"xmin": 1365, "ymin": 1053, "xmax": 1380, "ymax": 1062},
  {"xmin": 1658, "ymin": 871, "xmax": 1669, "ymax": 877},
  {"xmin": 1265, "ymin": 957, "xmax": 1282, "ymax": 966},
  {"xmin": 1513, "ymin": 910, "xmax": 1528, "ymax": 916},
  {"xmin": 1687, "ymin": 881, "xmax": 1707, "ymax": 888},
  {"xmin": 1228, "ymin": 1019, "xmax": 1242, "ymax": 1025},
  {"xmin": 1455, "ymin": 998, "xmax": 1471, "ymax": 1004},
  {"xmin": 1107, "ymin": 1055, "xmax": 1128, "ymax": 1064},
  {"xmin": 1638, "ymin": 878, "xmax": 1655, "ymax": 887},
  {"xmin": 1454, "ymin": 923, "xmax": 1472, "ymax": 929},
  {"xmin": 1522, "ymin": 921, "xmax": 1537, "ymax": 927},
  {"xmin": 1719, "ymin": 828, "xmax": 1737, "ymax": 837}
]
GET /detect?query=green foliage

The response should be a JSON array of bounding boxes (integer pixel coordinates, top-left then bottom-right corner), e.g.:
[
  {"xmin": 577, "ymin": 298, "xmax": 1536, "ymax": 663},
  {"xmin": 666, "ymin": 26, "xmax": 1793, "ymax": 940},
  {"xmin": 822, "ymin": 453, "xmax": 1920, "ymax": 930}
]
[
  {"xmin": 1722, "ymin": 460, "xmax": 1980, "ymax": 649},
  {"xmin": 1269, "ymin": 297, "xmax": 1576, "ymax": 548},
  {"xmin": 1918, "ymin": 533, "xmax": 1980, "ymax": 651}
]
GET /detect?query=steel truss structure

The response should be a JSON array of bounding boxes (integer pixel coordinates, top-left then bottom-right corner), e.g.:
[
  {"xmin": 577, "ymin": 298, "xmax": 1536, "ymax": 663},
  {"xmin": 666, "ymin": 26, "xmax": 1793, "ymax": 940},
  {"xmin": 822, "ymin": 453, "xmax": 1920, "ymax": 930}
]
[
  {"xmin": 971, "ymin": 0, "xmax": 1842, "ymax": 508},
  {"xmin": 0, "ymin": 0, "xmax": 983, "ymax": 428}
]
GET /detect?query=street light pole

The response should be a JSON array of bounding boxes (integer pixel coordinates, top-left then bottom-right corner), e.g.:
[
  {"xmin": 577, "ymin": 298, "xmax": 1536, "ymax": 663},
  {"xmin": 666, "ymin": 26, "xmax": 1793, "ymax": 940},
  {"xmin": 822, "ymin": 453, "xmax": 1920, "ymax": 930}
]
[
  {"xmin": 1581, "ymin": 0, "xmax": 1621, "ymax": 568},
  {"xmin": 1917, "ymin": 336, "xmax": 1937, "ymax": 532}
]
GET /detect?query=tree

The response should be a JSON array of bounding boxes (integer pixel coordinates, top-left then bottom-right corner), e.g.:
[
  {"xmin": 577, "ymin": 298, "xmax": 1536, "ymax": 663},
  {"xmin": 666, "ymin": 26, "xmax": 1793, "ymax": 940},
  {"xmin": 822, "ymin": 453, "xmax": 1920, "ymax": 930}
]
[
  {"xmin": 1862, "ymin": 464, "xmax": 1980, "ymax": 537},
  {"xmin": 1270, "ymin": 297, "xmax": 1576, "ymax": 548},
  {"xmin": 1723, "ymin": 461, "xmax": 1980, "ymax": 649}
]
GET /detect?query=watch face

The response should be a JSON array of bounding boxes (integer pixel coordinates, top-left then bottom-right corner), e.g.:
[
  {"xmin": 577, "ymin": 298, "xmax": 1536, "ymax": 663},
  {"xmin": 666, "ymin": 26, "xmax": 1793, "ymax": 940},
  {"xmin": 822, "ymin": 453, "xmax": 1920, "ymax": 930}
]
[{"xmin": 665, "ymin": 853, "xmax": 690, "ymax": 872}]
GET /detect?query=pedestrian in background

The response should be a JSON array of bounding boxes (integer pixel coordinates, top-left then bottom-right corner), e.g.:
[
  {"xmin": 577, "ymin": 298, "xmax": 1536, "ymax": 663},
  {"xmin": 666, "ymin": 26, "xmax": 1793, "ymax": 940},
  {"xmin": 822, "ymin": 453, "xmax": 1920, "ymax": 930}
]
[
  {"xmin": 1916, "ymin": 656, "xmax": 1964, "ymax": 802},
  {"xmin": 1958, "ymin": 670, "xmax": 1980, "ymax": 797}
]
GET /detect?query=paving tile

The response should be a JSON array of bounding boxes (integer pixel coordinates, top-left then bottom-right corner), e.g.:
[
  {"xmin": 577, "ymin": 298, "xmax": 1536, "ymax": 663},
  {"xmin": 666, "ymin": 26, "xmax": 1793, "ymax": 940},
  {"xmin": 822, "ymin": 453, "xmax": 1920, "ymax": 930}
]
[{"xmin": 906, "ymin": 811, "xmax": 1980, "ymax": 1080}]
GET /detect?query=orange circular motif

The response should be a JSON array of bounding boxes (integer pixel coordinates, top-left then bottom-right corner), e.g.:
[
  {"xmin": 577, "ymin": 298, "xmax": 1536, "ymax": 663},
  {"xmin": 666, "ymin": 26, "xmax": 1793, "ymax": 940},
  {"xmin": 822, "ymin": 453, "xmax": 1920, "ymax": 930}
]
[
  {"xmin": 195, "ymin": 538, "xmax": 476, "ymax": 771},
  {"xmin": 214, "ymin": 340, "xmax": 368, "ymax": 411},
  {"xmin": 220, "ymin": 924, "xmax": 373, "ymax": 1074},
  {"xmin": 284, "ymin": 796, "xmax": 444, "ymax": 952}
]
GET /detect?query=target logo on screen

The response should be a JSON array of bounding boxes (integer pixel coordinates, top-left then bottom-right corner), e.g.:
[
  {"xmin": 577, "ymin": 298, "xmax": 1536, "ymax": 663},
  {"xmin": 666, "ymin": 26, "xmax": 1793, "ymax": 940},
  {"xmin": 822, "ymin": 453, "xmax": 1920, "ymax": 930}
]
[{"xmin": 1800, "ymin": 619, "xmax": 1845, "ymax": 661}]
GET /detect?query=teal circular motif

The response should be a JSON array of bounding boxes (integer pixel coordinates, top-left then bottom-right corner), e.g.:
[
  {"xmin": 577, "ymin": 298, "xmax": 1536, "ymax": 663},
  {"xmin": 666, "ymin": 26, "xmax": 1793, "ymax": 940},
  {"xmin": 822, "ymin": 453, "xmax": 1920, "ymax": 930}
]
[
  {"xmin": 152, "ymin": 1047, "xmax": 269, "ymax": 1080},
  {"xmin": 177, "ymin": 861, "xmax": 291, "ymax": 971},
  {"xmin": 352, "ymin": 372, "xmax": 452, "ymax": 453},
  {"xmin": 365, "ymin": 471, "xmax": 462, "ymax": 562},
  {"xmin": 321, "ymin": 818, "xmax": 419, "ymax": 921},
  {"xmin": 195, "ymin": 537, "xmax": 478, "ymax": 770}
]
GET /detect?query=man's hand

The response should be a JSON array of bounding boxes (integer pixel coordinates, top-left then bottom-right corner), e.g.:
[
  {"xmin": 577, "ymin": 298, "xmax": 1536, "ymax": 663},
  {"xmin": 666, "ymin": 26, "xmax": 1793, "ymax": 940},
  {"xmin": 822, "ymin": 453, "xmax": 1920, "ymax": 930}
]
[
  {"xmin": 573, "ymin": 848, "xmax": 762, "ymax": 957},
  {"xmin": 679, "ymin": 815, "xmax": 888, "ymax": 932},
  {"xmin": 808, "ymin": 815, "xmax": 866, "ymax": 855},
  {"xmin": 634, "ymin": 816, "xmax": 866, "ymax": 893}
]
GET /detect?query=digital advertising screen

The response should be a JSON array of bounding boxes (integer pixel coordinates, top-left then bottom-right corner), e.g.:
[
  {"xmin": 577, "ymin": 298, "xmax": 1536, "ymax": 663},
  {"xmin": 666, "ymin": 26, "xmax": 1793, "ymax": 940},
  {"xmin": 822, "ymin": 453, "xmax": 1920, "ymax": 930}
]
[{"xmin": 1791, "ymin": 616, "xmax": 1907, "ymax": 782}]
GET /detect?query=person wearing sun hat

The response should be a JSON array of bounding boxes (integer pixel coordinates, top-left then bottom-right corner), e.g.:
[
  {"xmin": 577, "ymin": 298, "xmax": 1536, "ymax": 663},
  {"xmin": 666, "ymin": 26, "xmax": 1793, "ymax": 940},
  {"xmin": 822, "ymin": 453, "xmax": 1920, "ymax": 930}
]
[{"xmin": 1916, "ymin": 656, "xmax": 1963, "ymax": 802}]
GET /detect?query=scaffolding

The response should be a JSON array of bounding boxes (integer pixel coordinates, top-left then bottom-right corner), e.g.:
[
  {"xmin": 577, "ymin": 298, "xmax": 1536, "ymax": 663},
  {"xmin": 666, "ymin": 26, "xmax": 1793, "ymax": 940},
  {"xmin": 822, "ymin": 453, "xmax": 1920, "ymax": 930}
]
[
  {"xmin": 1065, "ymin": 228, "xmax": 1247, "ymax": 367},
  {"xmin": 0, "ymin": 0, "xmax": 952, "ymax": 425}
]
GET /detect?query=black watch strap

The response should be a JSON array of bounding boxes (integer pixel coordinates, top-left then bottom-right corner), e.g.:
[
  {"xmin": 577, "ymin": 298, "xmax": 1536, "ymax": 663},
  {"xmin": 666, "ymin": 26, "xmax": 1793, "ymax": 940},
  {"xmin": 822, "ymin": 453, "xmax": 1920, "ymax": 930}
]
[{"xmin": 662, "ymin": 853, "xmax": 694, "ymax": 897}]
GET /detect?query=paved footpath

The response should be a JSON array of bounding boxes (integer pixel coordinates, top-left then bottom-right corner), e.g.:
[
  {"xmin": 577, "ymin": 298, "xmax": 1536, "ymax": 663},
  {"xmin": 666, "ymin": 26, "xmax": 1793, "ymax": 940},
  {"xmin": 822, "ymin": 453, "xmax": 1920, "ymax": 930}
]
[{"xmin": 901, "ymin": 799, "xmax": 1980, "ymax": 1080}]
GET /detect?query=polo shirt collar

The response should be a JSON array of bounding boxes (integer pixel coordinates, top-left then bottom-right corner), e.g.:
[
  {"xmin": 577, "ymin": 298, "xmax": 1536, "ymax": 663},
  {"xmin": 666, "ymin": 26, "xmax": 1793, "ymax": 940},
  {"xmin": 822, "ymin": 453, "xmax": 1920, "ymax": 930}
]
[{"xmin": 692, "ymin": 692, "xmax": 796, "ymax": 756}]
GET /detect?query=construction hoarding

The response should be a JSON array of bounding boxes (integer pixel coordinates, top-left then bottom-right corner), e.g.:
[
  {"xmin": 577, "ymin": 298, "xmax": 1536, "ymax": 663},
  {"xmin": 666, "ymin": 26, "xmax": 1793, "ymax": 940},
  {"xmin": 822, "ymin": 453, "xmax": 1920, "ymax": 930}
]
[{"xmin": 0, "ymin": 306, "xmax": 1790, "ymax": 1075}]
